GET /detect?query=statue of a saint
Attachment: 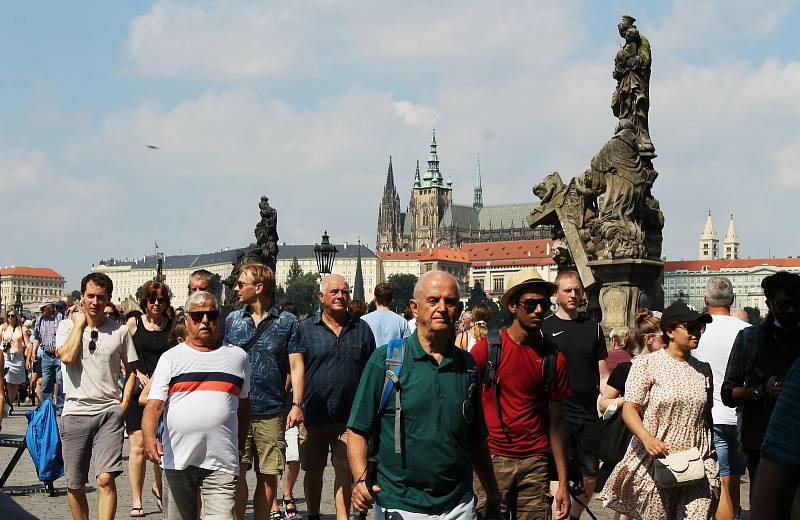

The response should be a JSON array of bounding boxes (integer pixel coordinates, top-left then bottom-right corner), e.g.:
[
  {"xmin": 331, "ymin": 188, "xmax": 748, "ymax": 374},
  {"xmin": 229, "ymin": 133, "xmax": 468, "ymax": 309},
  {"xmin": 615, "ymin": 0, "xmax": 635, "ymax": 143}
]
[{"xmin": 611, "ymin": 15, "xmax": 655, "ymax": 157}]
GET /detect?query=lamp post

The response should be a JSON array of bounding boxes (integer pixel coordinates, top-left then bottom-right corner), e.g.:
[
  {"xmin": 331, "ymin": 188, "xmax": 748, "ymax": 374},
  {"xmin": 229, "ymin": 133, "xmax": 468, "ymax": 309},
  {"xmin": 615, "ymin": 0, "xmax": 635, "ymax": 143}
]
[
  {"xmin": 314, "ymin": 231, "xmax": 338, "ymax": 275},
  {"xmin": 13, "ymin": 287, "xmax": 23, "ymax": 315}
]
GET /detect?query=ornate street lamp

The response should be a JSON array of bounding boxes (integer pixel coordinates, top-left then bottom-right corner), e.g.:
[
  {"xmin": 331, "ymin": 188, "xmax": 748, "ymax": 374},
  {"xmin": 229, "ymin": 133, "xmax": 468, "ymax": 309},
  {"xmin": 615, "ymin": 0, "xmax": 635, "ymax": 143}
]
[
  {"xmin": 314, "ymin": 231, "xmax": 338, "ymax": 275},
  {"xmin": 13, "ymin": 287, "xmax": 23, "ymax": 315}
]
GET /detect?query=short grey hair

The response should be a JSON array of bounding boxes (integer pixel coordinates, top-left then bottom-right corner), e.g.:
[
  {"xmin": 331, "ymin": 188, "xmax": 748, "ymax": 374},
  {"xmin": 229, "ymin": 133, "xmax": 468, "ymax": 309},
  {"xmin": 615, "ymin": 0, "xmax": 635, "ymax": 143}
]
[
  {"xmin": 413, "ymin": 270, "xmax": 460, "ymax": 300},
  {"xmin": 319, "ymin": 274, "xmax": 349, "ymax": 293},
  {"xmin": 184, "ymin": 291, "xmax": 219, "ymax": 311},
  {"xmin": 705, "ymin": 276, "xmax": 734, "ymax": 308}
]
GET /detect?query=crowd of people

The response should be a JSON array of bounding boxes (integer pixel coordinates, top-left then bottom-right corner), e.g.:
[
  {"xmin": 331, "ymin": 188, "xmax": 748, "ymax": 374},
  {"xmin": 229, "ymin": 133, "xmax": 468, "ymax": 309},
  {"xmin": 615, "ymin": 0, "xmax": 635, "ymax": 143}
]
[{"xmin": 0, "ymin": 265, "xmax": 798, "ymax": 520}]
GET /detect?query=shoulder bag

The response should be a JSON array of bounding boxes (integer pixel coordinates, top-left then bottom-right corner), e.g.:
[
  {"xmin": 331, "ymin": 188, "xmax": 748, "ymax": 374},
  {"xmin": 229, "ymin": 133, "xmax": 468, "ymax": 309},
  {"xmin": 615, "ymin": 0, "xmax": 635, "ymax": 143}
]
[{"xmin": 653, "ymin": 447, "xmax": 705, "ymax": 488}]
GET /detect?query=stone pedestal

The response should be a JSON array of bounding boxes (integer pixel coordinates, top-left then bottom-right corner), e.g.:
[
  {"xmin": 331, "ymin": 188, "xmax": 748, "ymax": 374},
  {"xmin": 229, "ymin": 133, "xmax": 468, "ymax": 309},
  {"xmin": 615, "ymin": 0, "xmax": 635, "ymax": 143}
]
[{"xmin": 586, "ymin": 259, "xmax": 664, "ymax": 335}]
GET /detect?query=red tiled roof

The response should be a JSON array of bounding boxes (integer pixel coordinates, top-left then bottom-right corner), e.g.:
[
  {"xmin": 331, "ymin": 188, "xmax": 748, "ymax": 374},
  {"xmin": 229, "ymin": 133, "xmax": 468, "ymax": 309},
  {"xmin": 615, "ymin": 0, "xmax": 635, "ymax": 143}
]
[
  {"xmin": 665, "ymin": 258, "xmax": 800, "ymax": 272},
  {"xmin": 377, "ymin": 248, "xmax": 470, "ymax": 263},
  {"xmin": 462, "ymin": 239, "xmax": 553, "ymax": 262},
  {"xmin": 0, "ymin": 266, "xmax": 64, "ymax": 279}
]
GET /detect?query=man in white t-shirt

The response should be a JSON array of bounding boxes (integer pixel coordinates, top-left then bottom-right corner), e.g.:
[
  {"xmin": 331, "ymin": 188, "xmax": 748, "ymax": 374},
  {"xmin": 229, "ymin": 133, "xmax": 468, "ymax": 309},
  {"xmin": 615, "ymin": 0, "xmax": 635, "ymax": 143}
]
[
  {"xmin": 143, "ymin": 291, "xmax": 251, "ymax": 520},
  {"xmin": 694, "ymin": 276, "xmax": 750, "ymax": 520},
  {"xmin": 56, "ymin": 273, "xmax": 138, "ymax": 520}
]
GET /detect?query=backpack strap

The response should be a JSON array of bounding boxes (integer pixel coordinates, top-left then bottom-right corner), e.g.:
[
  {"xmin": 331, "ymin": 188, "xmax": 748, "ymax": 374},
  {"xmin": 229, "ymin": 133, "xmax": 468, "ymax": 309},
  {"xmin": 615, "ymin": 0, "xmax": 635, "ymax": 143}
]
[
  {"xmin": 379, "ymin": 338, "xmax": 406, "ymax": 454},
  {"xmin": 484, "ymin": 328, "xmax": 511, "ymax": 436}
]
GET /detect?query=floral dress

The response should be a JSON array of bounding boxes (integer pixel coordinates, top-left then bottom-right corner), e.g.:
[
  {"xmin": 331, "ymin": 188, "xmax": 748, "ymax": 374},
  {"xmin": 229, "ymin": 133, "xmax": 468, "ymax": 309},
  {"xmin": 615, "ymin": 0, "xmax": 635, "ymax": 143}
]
[{"xmin": 599, "ymin": 349, "xmax": 720, "ymax": 519}]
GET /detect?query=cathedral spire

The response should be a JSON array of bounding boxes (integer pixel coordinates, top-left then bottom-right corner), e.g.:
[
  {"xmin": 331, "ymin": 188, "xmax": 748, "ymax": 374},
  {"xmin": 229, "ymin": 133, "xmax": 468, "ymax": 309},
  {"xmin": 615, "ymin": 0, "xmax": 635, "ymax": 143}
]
[
  {"xmin": 473, "ymin": 153, "xmax": 483, "ymax": 209},
  {"xmin": 699, "ymin": 211, "xmax": 719, "ymax": 260},
  {"xmin": 413, "ymin": 160, "xmax": 421, "ymax": 188},
  {"xmin": 425, "ymin": 128, "xmax": 441, "ymax": 187},
  {"xmin": 384, "ymin": 155, "xmax": 395, "ymax": 191},
  {"xmin": 353, "ymin": 239, "xmax": 365, "ymax": 301},
  {"xmin": 724, "ymin": 214, "xmax": 740, "ymax": 260}
]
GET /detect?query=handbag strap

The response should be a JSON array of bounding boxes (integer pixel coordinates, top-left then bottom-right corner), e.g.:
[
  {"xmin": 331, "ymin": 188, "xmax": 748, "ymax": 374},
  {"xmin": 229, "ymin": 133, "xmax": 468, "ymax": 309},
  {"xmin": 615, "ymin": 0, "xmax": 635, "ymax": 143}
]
[{"xmin": 241, "ymin": 313, "xmax": 278, "ymax": 352}]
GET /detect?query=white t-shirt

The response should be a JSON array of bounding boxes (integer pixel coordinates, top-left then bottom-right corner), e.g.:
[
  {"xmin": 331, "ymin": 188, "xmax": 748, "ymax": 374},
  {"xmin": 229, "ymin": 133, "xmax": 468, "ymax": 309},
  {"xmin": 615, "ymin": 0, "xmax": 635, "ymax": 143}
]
[
  {"xmin": 149, "ymin": 342, "xmax": 250, "ymax": 475},
  {"xmin": 694, "ymin": 314, "xmax": 750, "ymax": 426},
  {"xmin": 56, "ymin": 318, "xmax": 138, "ymax": 417}
]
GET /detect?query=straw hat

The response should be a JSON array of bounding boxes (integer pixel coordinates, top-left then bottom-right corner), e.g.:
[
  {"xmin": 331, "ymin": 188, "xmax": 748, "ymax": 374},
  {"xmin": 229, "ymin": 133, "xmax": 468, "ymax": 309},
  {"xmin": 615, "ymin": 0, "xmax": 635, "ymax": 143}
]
[{"xmin": 499, "ymin": 267, "xmax": 557, "ymax": 308}]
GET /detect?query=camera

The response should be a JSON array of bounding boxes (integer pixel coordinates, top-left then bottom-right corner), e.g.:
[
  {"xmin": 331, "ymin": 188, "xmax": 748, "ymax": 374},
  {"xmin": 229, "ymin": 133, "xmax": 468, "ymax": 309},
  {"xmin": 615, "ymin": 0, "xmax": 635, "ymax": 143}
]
[{"xmin": 1, "ymin": 342, "xmax": 11, "ymax": 353}]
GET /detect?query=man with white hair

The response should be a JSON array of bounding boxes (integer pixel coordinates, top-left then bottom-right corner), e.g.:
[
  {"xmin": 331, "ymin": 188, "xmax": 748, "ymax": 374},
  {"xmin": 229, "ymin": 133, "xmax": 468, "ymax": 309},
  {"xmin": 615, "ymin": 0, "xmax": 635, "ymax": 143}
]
[
  {"xmin": 693, "ymin": 276, "xmax": 749, "ymax": 520},
  {"xmin": 143, "ymin": 291, "xmax": 251, "ymax": 520},
  {"xmin": 298, "ymin": 274, "xmax": 376, "ymax": 520},
  {"xmin": 348, "ymin": 270, "xmax": 502, "ymax": 520}
]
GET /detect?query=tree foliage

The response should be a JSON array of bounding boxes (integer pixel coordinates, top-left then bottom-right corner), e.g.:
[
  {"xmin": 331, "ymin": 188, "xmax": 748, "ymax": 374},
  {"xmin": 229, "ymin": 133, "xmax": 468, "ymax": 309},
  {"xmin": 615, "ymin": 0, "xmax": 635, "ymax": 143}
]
[
  {"xmin": 387, "ymin": 273, "xmax": 418, "ymax": 312},
  {"xmin": 285, "ymin": 272, "xmax": 319, "ymax": 318},
  {"xmin": 286, "ymin": 257, "xmax": 304, "ymax": 286}
]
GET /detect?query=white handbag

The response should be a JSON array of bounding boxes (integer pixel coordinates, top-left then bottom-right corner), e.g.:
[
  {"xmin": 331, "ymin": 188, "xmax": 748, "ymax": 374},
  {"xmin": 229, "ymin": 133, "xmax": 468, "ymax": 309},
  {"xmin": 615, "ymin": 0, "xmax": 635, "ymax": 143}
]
[{"xmin": 653, "ymin": 447, "xmax": 706, "ymax": 488}]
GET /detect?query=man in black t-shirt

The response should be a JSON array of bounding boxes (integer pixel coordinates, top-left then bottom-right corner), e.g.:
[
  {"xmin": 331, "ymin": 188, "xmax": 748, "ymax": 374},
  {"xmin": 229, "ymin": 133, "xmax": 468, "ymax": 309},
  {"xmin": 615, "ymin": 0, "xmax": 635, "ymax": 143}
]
[{"xmin": 542, "ymin": 271, "xmax": 608, "ymax": 520}]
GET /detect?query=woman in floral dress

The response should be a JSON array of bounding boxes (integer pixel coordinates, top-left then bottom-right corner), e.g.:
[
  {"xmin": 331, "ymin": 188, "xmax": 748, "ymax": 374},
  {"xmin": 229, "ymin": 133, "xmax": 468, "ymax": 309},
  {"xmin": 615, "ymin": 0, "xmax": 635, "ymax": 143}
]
[{"xmin": 600, "ymin": 301, "xmax": 720, "ymax": 519}]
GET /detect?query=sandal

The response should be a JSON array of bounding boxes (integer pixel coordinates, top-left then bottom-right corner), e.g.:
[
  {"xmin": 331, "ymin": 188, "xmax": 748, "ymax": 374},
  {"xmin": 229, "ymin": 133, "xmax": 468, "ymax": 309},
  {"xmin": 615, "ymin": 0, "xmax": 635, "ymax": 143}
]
[
  {"xmin": 270, "ymin": 511, "xmax": 284, "ymax": 520},
  {"xmin": 152, "ymin": 485, "xmax": 163, "ymax": 512},
  {"xmin": 130, "ymin": 507, "xmax": 146, "ymax": 517},
  {"xmin": 283, "ymin": 497, "xmax": 302, "ymax": 520}
]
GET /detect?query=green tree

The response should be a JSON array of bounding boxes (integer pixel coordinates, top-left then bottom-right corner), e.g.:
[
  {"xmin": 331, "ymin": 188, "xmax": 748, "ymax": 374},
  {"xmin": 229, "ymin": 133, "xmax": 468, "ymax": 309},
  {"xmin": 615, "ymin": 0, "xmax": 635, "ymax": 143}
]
[
  {"xmin": 285, "ymin": 272, "xmax": 319, "ymax": 318},
  {"xmin": 286, "ymin": 257, "xmax": 304, "ymax": 286},
  {"xmin": 743, "ymin": 306, "xmax": 764, "ymax": 326},
  {"xmin": 387, "ymin": 273, "xmax": 418, "ymax": 313}
]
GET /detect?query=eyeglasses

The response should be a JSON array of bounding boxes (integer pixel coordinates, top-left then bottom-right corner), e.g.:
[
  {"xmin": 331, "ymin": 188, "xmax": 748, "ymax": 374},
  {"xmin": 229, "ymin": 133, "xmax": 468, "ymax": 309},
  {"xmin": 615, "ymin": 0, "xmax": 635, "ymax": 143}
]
[
  {"xmin": 188, "ymin": 310, "xmax": 220, "ymax": 322},
  {"xmin": 678, "ymin": 322, "xmax": 706, "ymax": 337},
  {"xmin": 88, "ymin": 329, "xmax": 99, "ymax": 355},
  {"xmin": 148, "ymin": 296, "xmax": 169, "ymax": 305},
  {"xmin": 7, "ymin": 314, "xmax": 16, "ymax": 318},
  {"xmin": 518, "ymin": 298, "xmax": 551, "ymax": 313},
  {"xmin": 236, "ymin": 281, "xmax": 260, "ymax": 289}
]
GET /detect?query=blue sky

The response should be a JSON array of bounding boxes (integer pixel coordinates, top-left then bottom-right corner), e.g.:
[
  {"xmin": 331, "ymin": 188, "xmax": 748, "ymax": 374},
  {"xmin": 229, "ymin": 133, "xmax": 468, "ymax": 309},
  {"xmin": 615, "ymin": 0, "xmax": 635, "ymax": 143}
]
[{"xmin": 2, "ymin": 0, "xmax": 799, "ymax": 289}]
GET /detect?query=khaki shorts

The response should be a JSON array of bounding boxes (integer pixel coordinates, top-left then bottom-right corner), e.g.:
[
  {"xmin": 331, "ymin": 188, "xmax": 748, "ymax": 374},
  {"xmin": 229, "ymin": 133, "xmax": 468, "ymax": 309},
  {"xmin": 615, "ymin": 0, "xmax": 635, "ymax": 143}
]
[
  {"xmin": 240, "ymin": 413, "xmax": 287, "ymax": 475},
  {"xmin": 60, "ymin": 407, "xmax": 125, "ymax": 489},
  {"xmin": 475, "ymin": 455, "xmax": 551, "ymax": 520},
  {"xmin": 299, "ymin": 423, "xmax": 349, "ymax": 472}
]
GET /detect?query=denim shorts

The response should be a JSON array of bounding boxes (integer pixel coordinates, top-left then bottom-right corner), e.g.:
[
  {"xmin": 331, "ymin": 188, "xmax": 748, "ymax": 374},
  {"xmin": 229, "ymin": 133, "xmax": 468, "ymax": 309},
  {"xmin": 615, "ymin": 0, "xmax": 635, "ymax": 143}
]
[{"xmin": 713, "ymin": 424, "xmax": 746, "ymax": 477}]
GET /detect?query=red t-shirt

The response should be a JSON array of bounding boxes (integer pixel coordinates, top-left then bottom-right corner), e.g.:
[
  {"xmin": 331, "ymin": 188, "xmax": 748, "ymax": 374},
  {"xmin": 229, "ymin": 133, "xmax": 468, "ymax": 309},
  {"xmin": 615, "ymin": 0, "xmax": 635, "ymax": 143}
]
[{"xmin": 471, "ymin": 329, "xmax": 572, "ymax": 458}]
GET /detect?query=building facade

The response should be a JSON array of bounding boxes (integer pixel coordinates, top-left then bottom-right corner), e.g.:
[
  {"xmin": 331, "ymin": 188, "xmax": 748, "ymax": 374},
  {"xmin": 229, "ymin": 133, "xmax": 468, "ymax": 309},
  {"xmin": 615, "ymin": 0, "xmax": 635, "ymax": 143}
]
[
  {"xmin": 377, "ymin": 248, "xmax": 471, "ymax": 295},
  {"xmin": 664, "ymin": 258, "xmax": 800, "ymax": 315},
  {"xmin": 376, "ymin": 131, "xmax": 549, "ymax": 252},
  {"xmin": 463, "ymin": 240, "xmax": 557, "ymax": 300},
  {"xmin": 0, "ymin": 266, "xmax": 66, "ymax": 314}
]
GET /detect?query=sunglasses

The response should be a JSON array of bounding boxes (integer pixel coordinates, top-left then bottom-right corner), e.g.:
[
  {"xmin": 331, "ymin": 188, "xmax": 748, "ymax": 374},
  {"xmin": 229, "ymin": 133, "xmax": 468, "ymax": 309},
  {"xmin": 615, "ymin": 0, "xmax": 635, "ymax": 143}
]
[
  {"xmin": 188, "ymin": 310, "xmax": 220, "ymax": 322},
  {"xmin": 678, "ymin": 322, "xmax": 706, "ymax": 337},
  {"xmin": 88, "ymin": 329, "xmax": 99, "ymax": 355},
  {"xmin": 148, "ymin": 296, "xmax": 169, "ymax": 305},
  {"xmin": 518, "ymin": 298, "xmax": 551, "ymax": 313}
]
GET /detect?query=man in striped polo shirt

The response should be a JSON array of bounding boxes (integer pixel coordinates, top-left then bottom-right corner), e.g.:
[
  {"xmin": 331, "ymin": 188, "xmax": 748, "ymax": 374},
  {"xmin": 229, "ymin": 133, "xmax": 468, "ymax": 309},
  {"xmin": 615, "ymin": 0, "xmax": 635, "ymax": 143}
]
[{"xmin": 143, "ymin": 291, "xmax": 251, "ymax": 520}]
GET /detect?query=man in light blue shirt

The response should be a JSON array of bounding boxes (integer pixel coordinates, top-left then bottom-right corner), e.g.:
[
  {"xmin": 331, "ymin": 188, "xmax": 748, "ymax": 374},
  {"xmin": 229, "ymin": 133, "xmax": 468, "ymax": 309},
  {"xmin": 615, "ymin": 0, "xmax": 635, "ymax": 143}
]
[{"xmin": 361, "ymin": 282, "xmax": 411, "ymax": 347}]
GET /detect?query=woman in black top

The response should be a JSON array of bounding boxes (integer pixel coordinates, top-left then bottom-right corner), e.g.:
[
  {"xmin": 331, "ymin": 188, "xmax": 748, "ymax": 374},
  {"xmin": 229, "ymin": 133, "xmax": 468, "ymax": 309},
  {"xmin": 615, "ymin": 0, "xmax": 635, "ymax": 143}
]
[{"xmin": 125, "ymin": 281, "xmax": 173, "ymax": 516}]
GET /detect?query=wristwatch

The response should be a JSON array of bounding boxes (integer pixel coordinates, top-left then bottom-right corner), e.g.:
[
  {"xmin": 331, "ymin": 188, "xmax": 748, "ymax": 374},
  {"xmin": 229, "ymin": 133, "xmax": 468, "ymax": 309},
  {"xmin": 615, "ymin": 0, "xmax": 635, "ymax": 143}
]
[{"xmin": 292, "ymin": 401, "xmax": 305, "ymax": 410}]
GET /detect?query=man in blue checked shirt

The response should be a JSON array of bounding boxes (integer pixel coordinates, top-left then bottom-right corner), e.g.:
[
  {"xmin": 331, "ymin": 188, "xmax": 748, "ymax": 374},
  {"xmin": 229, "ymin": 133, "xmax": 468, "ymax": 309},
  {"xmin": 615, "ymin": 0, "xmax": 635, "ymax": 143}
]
[
  {"xmin": 33, "ymin": 300, "xmax": 64, "ymax": 410},
  {"xmin": 225, "ymin": 263, "xmax": 305, "ymax": 520}
]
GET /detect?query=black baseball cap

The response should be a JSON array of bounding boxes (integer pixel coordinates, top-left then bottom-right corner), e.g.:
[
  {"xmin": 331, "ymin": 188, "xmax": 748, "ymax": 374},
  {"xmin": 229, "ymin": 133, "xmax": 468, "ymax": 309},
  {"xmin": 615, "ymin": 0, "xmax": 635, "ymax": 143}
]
[{"xmin": 660, "ymin": 300, "xmax": 712, "ymax": 333}]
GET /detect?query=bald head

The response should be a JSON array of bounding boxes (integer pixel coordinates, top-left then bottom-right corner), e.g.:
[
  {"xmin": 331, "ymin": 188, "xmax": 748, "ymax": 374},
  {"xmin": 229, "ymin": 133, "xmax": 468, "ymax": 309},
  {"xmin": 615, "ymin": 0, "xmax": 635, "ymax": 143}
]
[
  {"xmin": 320, "ymin": 274, "xmax": 348, "ymax": 294},
  {"xmin": 414, "ymin": 270, "xmax": 460, "ymax": 300},
  {"xmin": 319, "ymin": 274, "xmax": 350, "ymax": 316}
]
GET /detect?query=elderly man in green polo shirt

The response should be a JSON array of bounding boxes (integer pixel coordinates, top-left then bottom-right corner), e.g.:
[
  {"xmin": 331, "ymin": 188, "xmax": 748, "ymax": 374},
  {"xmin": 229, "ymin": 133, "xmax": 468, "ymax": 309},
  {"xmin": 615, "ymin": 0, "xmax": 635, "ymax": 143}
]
[{"xmin": 347, "ymin": 270, "xmax": 502, "ymax": 520}]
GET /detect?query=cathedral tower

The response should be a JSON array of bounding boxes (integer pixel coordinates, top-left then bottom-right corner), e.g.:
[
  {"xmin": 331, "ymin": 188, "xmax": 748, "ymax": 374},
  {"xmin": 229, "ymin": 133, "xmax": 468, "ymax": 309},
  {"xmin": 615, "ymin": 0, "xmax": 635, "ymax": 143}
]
[
  {"xmin": 699, "ymin": 211, "xmax": 719, "ymax": 261},
  {"xmin": 473, "ymin": 153, "xmax": 483, "ymax": 209},
  {"xmin": 409, "ymin": 130, "xmax": 453, "ymax": 250},
  {"xmin": 724, "ymin": 214, "xmax": 740, "ymax": 260},
  {"xmin": 375, "ymin": 156, "xmax": 402, "ymax": 251}
]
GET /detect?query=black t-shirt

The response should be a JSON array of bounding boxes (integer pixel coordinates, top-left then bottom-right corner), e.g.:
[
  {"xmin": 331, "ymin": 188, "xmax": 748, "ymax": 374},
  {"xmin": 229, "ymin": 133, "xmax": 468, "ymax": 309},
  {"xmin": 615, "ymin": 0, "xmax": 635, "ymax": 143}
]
[
  {"xmin": 542, "ymin": 313, "xmax": 607, "ymax": 423},
  {"xmin": 607, "ymin": 361, "xmax": 632, "ymax": 396}
]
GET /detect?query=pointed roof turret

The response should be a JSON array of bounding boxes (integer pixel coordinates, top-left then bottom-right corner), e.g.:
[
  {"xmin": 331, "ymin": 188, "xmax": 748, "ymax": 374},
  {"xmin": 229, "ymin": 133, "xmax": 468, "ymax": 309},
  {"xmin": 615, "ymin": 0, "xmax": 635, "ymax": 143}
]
[
  {"xmin": 473, "ymin": 153, "xmax": 484, "ymax": 209},
  {"xmin": 725, "ymin": 214, "xmax": 738, "ymax": 243},
  {"xmin": 353, "ymin": 239, "xmax": 365, "ymax": 301},
  {"xmin": 413, "ymin": 160, "xmax": 422, "ymax": 188},
  {"xmin": 700, "ymin": 210, "xmax": 718, "ymax": 240},
  {"xmin": 425, "ymin": 128, "xmax": 441, "ymax": 187},
  {"xmin": 384, "ymin": 155, "xmax": 395, "ymax": 191}
]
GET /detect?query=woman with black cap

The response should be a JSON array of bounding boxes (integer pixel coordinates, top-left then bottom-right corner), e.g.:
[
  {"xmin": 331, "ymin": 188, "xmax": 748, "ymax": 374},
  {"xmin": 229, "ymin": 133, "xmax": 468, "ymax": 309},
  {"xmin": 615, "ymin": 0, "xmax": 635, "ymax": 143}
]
[{"xmin": 599, "ymin": 301, "xmax": 719, "ymax": 519}]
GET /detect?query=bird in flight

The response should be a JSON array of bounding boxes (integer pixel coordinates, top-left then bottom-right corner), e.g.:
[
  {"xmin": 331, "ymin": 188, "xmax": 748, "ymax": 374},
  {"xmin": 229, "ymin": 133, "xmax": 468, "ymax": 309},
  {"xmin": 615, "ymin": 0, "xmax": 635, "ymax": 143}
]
[{"xmin": 146, "ymin": 145, "xmax": 159, "ymax": 150}]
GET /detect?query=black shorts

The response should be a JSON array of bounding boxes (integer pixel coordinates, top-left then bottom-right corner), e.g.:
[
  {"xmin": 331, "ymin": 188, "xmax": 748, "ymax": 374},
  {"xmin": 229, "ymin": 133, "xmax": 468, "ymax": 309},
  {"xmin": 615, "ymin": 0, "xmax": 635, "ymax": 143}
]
[
  {"xmin": 567, "ymin": 417, "xmax": 600, "ymax": 478},
  {"xmin": 33, "ymin": 359, "xmax": 42, "ymax": 377},
  {"xmin": 124, "ymin": 399, "xmax": 145, "ymax": 433}
]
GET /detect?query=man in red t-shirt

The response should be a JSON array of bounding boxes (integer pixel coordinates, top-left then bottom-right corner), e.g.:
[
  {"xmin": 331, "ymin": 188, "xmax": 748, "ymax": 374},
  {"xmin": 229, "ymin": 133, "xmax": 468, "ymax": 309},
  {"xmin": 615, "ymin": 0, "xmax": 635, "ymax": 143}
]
[{"xmin": 472, "ymin": 268, "xmax": 572, "ymax": 520}]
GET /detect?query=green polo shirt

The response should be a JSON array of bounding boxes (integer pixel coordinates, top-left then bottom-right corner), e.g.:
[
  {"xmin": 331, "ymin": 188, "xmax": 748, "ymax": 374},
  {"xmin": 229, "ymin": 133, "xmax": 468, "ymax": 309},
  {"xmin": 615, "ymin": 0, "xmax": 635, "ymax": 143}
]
[{"xmin": 347, "ymin": 332, "xmax": 487, "ymax": 513}]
